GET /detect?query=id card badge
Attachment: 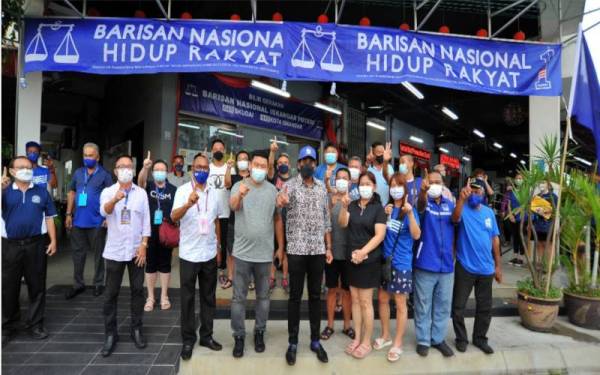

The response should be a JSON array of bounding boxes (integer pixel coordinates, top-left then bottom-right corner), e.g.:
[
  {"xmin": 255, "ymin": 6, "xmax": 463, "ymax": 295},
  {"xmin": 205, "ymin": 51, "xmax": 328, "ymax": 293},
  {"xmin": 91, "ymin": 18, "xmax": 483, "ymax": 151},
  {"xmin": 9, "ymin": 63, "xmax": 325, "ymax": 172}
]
[
  {"xmin": 153, "ymin": 209, "xmax": 163, "ymax": 225},
  {"xmin": 120, "ymin": 208, "xmax": 131, "ymax": 225},
  {"xmin": 199, "ymin": 216, "xmax": 209, "ymax": 235},
  {"xmin": 77, "ymin": 192, "xmax": 88, "ymax": 207}
]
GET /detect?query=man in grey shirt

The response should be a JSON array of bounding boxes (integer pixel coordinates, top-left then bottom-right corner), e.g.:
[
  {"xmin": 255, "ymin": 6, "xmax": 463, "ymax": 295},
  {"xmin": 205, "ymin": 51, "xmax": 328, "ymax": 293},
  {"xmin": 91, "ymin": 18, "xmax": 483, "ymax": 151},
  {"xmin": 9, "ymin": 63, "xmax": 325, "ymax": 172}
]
[
  {"xmin": 229, "ymin": 150, "xmax": 284, "ymax": 358},
  {"xmin": 167, "ymin": 155, "xmax": 190, "ymax": 187}
]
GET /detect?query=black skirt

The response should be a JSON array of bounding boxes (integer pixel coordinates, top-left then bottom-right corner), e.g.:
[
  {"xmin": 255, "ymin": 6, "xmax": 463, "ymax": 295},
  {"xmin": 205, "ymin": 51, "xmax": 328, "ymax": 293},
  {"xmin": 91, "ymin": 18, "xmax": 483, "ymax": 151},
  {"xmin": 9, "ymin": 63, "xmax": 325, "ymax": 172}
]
[{"xmin": 347, "ymin": 260, "xmax": 381, "ymax": 289}]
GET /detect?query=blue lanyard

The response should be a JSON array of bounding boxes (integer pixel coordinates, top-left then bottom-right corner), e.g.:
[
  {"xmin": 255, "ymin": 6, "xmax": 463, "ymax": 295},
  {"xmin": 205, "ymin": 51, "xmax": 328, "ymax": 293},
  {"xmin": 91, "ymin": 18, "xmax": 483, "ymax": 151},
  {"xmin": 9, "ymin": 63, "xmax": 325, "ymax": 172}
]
[
  {"xmin": 124, "ymin": 188, "xmax": 132, "ymax": 208},
  {"xmin": 83, "ymin": 167, "xmax": 99, "ymax": 192},
  {"xmin": 155, "ymin": 185, "xmax": 164, "ymax": 210}
]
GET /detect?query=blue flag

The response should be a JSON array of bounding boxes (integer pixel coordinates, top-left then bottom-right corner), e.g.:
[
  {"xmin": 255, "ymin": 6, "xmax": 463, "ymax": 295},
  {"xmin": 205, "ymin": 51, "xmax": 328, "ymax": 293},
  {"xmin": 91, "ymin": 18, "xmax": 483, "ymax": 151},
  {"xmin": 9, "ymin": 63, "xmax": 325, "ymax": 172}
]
[{"xmin": 568, "ymin": 24, "xmax": 600, "ymax": 165}]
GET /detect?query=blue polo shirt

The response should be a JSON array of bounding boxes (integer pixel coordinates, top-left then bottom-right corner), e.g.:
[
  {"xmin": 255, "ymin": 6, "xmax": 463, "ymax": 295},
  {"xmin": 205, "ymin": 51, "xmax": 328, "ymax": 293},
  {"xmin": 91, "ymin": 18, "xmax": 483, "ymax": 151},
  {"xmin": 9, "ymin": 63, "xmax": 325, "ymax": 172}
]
[
  {"xmin": 69, "ymin": 166, "xmax": 113, "ymax": 228},
  {"xmin": 415, "ymin": 196, "xmax": 455, "ymax": 273},
  {"xmin": 2, "ymin": 183, "xmax": 57, "ymax": 239},
  {"xmin": 314, "ymin": 163, "xmax": 346, "ymax": 187},
  {"xmin": 456, "ymin": 203, "xmax": 500, "ymax": 276},
  {"xmin": 32, "ymin": 165, "xmax": 51, "ymax": 188},
  {"xmin": 383, "ymin": 207, "xmax": 419, "ymax": 271}
]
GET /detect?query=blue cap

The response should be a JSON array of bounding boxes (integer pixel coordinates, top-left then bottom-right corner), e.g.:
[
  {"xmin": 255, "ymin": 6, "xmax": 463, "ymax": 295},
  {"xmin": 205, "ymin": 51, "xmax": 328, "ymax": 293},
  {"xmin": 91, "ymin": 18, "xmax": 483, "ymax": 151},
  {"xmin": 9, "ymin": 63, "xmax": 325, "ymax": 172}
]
[
  {"xmin": 298, "ymin": 145, "xmax": 317, "ymax": 161},
  {"xmin": 25, "ymin": 141, "xmax": 41, "ymax": 150}
]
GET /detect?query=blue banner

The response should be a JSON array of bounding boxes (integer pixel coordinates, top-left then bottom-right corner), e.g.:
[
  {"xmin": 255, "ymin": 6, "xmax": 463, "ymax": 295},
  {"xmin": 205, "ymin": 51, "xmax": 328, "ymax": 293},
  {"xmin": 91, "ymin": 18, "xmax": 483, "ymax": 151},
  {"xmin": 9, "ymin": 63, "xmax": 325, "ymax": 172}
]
[
  {"xmin": 180, "ymin": 74, "xmax": 324, "ymax": 139},
  {"xmin": 24, "ymin": 18, "xmax": 562, "ymax": 96}
]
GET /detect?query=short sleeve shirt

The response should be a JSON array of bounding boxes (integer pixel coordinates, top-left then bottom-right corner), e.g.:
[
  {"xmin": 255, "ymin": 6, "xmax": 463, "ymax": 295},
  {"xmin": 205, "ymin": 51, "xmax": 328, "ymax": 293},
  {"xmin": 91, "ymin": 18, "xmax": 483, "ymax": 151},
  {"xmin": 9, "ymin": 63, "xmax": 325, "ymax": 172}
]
[
  {"xmin": 347, "ymin": 199, "xmax": 387, "ymax": 264},
  {"xmin": 456, "ymin": 204, "xmax": 500, "ymax": 276},
  {"xmin": 146, "ymin": 181, "xmax": 177, "ymax": 229},
  {"xmin": 166, "ymin": 172, "xmax": 190, "ymax": 188},
  {"xmin": 383, "ymin": 207, "xmax": 420, "ymax": 271},
  {"xmin": 2, "ymin": 183, "xmax": 57, "ymax": 239},
  {"xmin": 32, "ymin": 166, "xmax": 51, "ymax": 188},
  {"xmin": 69, "ymin": 166, "xmax": 113, "ymax": 228}
]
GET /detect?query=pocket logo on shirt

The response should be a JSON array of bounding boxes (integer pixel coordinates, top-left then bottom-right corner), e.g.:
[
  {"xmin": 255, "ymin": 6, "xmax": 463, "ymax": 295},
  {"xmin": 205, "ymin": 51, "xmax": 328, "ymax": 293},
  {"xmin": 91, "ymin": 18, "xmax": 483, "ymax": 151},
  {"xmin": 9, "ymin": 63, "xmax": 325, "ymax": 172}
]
[
  {"xmin": 485, "ymin": 218, "xmax": 492, "ymax": 229},
  {"xmin": 31, "ymin": 195, "xmax": 41, "ymax": 204}
]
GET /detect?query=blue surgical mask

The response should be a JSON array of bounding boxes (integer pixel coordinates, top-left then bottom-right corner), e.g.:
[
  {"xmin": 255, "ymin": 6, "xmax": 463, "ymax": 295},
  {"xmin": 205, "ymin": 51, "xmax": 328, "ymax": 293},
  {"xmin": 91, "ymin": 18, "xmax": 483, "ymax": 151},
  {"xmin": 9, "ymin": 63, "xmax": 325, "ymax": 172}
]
[
  {"xmin": 153, "ymin": 171, "xmax": 167, "ymax": 182},
  {"xmin": 468, "ymin": 194, "xmax": 483, "ymax": 208},
  {"xmin": 27, "ymin": 152, "xmax": 39, "ymax": 163},
  {"xmin": 399, "ymin": 163, "xmax": 409, "ymax": 175},
  {"xmin": 324, "ymin": 152, "xmax": 337, "ymax": 165},
  {"xmin": 251, "ymin": 168, "xmax": 267, "ymax": 183},
  {"xmin": 83, "ymin": 158, "xmax": 97, "ymax": 169},
  {"xmin": 194, "ymin": 170, "xmax": 209, "ymax": 185},
  {"xmin": 278, "ymin": 164, "xmax": 289, "ymax": 174}
]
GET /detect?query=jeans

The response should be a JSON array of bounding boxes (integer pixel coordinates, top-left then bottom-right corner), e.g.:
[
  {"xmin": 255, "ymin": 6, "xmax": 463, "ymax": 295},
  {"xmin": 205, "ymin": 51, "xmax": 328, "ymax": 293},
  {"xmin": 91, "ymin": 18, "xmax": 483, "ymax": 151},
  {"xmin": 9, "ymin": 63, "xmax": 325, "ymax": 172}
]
[
  {"xmin": 231, "ymin": 258, "xmax": 271, "ymax": 338},
  {"xmin": 451, "ymin": 261, "xmax": 493, "ymax": 345},
  {"xmin": 103, "ymin": 259, "xmax": 145, "ymax": 335},
  {"xmin": 287, "ymin": 254, "xmax": 325, "ymax": 345},
  {"xmin": 71, "ymin": 227, "xmax": 107, "ymax": 288},
  {"xmin": 180, "ymin": 257, "xmax": 217, "ymax": 345},
  {"xmin": 2, "ymin": 236, "xmax": 48, "ymax": 330},
  {"xmin": 413, "ymin": 268, "xmax": 454, "ymax": 346}
]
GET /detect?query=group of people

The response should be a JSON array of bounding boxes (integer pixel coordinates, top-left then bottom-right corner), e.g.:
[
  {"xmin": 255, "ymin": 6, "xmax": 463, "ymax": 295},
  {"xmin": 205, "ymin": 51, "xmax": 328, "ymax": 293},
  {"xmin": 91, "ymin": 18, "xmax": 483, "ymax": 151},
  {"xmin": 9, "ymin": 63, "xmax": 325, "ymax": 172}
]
[{"xmin": 2, "ymin": 138, "xmax": 504, "ymax": 365}]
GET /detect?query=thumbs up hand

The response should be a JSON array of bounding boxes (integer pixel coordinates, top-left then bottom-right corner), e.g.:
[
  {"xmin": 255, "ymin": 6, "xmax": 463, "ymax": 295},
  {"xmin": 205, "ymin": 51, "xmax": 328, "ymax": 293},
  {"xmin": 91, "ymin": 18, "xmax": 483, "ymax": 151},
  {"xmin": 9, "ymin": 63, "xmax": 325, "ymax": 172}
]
[{"xmin": 143, "ymin": 151, "xmax": 152, "ymax": 170}]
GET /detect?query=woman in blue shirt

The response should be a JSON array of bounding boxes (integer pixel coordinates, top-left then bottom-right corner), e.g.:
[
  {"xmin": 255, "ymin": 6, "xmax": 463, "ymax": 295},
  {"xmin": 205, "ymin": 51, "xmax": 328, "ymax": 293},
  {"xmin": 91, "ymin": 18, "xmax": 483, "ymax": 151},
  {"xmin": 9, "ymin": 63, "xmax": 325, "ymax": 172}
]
[{"xmin": 376, "ymin": 173, "xmax": 421, "ymax": 362}]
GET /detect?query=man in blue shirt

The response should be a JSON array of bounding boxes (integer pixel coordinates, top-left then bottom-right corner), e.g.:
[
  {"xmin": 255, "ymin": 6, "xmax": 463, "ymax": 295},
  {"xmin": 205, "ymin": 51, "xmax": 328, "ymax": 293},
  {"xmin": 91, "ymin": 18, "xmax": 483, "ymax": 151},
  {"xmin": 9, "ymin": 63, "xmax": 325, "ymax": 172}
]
[
  {"xmin": 413, "ymin": 171, "xmax": 456, "ymax": 358},
  {"xmin": 2, "ymin": 156, "xmax": 58, "ymax": 343},
  {"xmin": 314, "ymin": 142, "xmax": 346, "ymax": 189},
  {"xmin": 451, "ymin": 179, "xmax": 502, "ymax": 355},
  {"xmin": 25, "ymin": 141, "xmax": 57, "ymax": 190},
  {"xmin": 65, "ymin": 143, "xmax": 114, "ymax": 300}
]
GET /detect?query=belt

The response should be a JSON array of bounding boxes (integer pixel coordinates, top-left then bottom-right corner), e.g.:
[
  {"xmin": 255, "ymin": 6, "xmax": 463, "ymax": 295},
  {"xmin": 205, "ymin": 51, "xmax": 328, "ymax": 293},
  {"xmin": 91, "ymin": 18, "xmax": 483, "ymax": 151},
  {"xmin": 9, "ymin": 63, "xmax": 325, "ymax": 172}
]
[{"xmin": 2, "ymin": 234, "xmax": 45, "ymax": 246}]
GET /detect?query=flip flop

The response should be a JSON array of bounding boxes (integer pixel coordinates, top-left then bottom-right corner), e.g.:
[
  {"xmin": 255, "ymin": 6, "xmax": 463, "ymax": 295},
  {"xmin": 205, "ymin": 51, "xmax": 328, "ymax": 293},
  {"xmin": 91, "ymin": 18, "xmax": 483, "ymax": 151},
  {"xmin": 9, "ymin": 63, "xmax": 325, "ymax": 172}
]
[
  {"xmin": 373, "ymin": 337, "xmax": 392, "ymax": 351},
  {"xmin": 345, "ymin": 340, "xmax": 360, "ymax": 355},
  {"xmin": 342, "ymin": 327, "xmax": 356, "ymax": 340},
  {"xmin": 351, "ymin": 343, "xmax": 372, "ymax": 359},
  {"xmin": 320, "ymin": 326, "xmax": 334, "ymax": 340},
  {"xmin": 387, "ymin": 346, "xmax": 403, "ymax": 362}
]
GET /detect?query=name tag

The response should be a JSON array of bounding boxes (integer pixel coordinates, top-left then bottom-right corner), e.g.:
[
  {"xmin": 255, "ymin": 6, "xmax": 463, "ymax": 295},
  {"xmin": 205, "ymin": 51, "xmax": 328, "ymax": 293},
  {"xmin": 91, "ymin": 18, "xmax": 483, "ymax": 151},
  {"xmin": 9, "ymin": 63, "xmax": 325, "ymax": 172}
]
[
  {"xmin": 153, "ymin": 209, "xmax": 163, "ymax": 225},
  {"xmin": 121, "ymin": 208, "xmax": 131, "ymax": 225},
  {"xmin": 77, "ymin": 193, "xmax": 87, "ymax": 207},
  {"xmin": 199, "ymin": 216, "xmax": 209, "ymax": 235}
]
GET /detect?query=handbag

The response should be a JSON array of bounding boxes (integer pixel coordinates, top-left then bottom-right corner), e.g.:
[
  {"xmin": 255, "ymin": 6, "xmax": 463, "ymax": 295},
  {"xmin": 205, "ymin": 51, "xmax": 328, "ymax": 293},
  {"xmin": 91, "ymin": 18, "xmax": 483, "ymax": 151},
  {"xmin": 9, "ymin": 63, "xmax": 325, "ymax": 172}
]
[
  {"xmin": 382, "ymin": 213, "xmax": 403, "ymax": 285},
  {"xmin": 159, "ymin": 220, "xmax": 180, "ymax": 248}
]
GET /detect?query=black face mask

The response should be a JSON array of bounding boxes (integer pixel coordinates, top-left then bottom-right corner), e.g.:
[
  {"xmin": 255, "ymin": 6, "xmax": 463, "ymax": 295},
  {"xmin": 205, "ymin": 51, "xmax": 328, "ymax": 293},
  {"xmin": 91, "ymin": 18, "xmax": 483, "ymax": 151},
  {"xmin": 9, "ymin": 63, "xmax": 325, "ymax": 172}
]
[
  {"xmin": 375, "ymin": 155, "xmax": 384, "ymax": 164},
  {"xmin": 300, "ymin": 164, "xmax": 315, "ymax": 179},
  {"xmin": 213, "ymin": 151, "xmax": 224, "ymax": 161}
]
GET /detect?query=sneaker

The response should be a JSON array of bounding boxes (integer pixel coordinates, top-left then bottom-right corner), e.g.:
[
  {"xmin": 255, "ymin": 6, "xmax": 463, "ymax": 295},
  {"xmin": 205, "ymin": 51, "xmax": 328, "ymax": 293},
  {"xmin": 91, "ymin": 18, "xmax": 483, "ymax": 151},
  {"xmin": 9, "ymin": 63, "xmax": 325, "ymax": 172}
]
[
  {"xmin": 515, "ymin": 259, "xmax": 525, "ymax": 267},
  {"xmin": 473, "ymin": 341, "xmax": 494, "ymax": 354},
  {"xmin": 432, "ymin": 341, "xmax": 454, "ymax": 357},
  {"xmin": 416, "ymin": 344, "xmax": 429, "ymax": 357},
  {"xmin": 508, "ymin": 258, "xmax": 518, "ymax": 265},
  {"xmin": 233, "ymin": 336, "xmax": 244, "ymax": 358}
]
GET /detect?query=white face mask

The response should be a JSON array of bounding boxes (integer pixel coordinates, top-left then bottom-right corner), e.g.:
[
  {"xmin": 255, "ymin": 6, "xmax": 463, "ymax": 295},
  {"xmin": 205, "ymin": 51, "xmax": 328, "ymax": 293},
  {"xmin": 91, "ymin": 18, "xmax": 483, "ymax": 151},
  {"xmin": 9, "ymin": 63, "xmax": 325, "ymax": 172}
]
[
  {"xmin": 359, "ymin": 185, "xmax": 374, "ymax": 200},
  {"xmin": 14, "ymin": 168, "xmax": 33, "ymax": 182},
  {"xmin": 390, "ymin": 186, "xmax": 405, "ymax": 200},
  {"xmin": 117, "ymin": 168, "xmax": 134, "ymax": 184},
  {"xmin": 237, "ymin": 160, "xmax": 249, "ymax": 171},
  {"xmin": 349, "ymin": 167, "xmax": 360, "ymax": 181},
  {"xmin": 428, "ymin": 184, "xmax": 443, "ymax": 198},
  {"xmin": 335, "ymin": 179, "xmax": 349, "ymax": 193}
]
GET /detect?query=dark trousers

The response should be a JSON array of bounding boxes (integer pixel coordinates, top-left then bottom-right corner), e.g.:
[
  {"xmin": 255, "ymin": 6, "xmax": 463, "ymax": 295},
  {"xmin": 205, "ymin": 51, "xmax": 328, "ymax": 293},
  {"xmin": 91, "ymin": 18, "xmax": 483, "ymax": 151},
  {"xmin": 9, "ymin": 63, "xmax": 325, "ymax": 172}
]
[
  {"xmin": 71, "ymin": 227, "xmax": 107, "ymax": 288},
  {"xmin": 287, "ymin": 254, "xmax": 325, "ymax": 345},
  {"xmin": 2, "ymin": 236, "xmax": 48, "ymax": 330},
  {"xmin": 218, "ymin": 218, "xmax": 228, "ymax": 270},
  {"xmin": 180, "ymin": 257, "xmax": 217, "ymax": 345},
  {"xmin": 511, "ymin": 221, "xmax": 524, "ymax": 255},
  {"xmin": 451, "ymin": 261, "xmax": 493, "ymax": 345},
  {"xmin": 103, "ymin": 259, "xmax": 145, "ymax": 335}
]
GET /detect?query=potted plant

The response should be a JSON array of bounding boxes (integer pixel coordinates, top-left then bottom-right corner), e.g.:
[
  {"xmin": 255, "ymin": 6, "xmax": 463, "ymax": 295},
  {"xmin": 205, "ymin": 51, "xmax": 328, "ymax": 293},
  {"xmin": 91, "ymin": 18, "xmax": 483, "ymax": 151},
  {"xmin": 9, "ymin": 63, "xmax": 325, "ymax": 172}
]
[
  {"xmin": 560, "ymin": 169, "xmax": 600, "ymax": 329},
  {"xmin": 511, "ymin": 136, "xmax": 563, "ymax": 332}
]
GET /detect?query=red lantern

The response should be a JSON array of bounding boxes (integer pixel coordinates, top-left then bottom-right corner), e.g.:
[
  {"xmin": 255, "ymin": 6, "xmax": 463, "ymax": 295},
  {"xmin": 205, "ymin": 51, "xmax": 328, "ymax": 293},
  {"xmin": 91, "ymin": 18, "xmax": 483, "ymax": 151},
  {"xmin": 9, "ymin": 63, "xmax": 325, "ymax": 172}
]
[
  {"xmin": 272, "ymin": 12, "xmax": 283, "ymax": 21},
  {"xmin": 134, "ymin": 10, "xmax": 146, "ymax": 18},
  {"xmin": 230, "ymin": 13, "xmax": 241, "ymax": 21},
  {"xmin": 513, "ymin": 31, "xmax": 526, "ymax": 40},
  {"xmin": 439, "ymin": 25, "xmax": 450, "ymax": 33},
  {"xmin": 400, "ymin": 23, "xmax": 410, "ymax": 31},
  {"xmin": 180, "ymin": 11, "xmax": 192, "ymax": 19},
  {"xmin": 86, "ymin": 7, "xmax": 100, "ymax": 17},
  {"xmin": 476, "ymin": 28, "xmax": 488, "ymax": 37},
  {"xmin": 359, "ymin": 17, "xmax": 371, "ymax": 26},
  {"xmin": 317, "ymin": 14, "xmax": 329, "ymax": 24}
]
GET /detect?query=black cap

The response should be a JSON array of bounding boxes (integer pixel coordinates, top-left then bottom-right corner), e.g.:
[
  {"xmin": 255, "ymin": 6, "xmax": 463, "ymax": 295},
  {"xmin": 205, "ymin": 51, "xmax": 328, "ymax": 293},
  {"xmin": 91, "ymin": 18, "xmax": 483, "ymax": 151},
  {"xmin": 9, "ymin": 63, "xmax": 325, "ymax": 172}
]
[{"xmin": 470, "ymin": 178, "xmax": 485, "ymax": 190}]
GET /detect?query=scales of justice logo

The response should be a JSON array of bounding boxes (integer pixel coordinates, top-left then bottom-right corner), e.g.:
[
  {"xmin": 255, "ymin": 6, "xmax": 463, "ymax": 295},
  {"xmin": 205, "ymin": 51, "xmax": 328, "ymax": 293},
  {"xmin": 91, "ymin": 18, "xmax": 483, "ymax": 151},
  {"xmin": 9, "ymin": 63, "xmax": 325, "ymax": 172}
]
[
  {"xmin": 291, "ymin": 25, "xmax": 344, "ymax": 72},
  {"xmin": 25, "ymin": 21, "xmax": 79, "ymax": 64}
]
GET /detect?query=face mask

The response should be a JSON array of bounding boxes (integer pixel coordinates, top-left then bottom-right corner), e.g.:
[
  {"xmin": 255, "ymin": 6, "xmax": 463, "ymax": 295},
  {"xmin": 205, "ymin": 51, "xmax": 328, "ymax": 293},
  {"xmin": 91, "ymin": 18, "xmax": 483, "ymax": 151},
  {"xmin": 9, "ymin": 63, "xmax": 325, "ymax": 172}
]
[
  {"xmin": 399, "ymin": 163, "xmax": 409, "ymax": 175},
  {"xmin": 117, "ymin": 168, "xmax": 134, "ymax": 184},
  {"xmin": 335, "ymin": 179, "xmax": 349, "ymax": 192},
  {"xmin": 349, "ymin": 167, "xmax": 360, "ymax": 181},
  {"xmin": 428, "ymin": 184, "xmax": 443, "ymax": 199},
  {"xmin": 27, "ymin": 152, "xmax": 39, "ymax": 163},
  {"xmin": 359, "ymin": 185, "xmax": 374, "ymax": 200},
  {"xmin": 83, "ymin": 158, "xmax": 97, "ymax": 169},
  {"xmin": 213, "ymin": 151, "xmax": 224, "ymax": 161},
  {"xmin": 390, "ymin": 186, "xmax": 405, "ymax": 200},
  {"xmin": 278, "ymin": 164, "xmax": 289, "ymax": 174},
  {"xmin": 14, "ymin": 168, "xmax": 33, "ymax": 182},
  {"xmin": 237, "ymin": 160, "xmax": 249, "ymax": 171},
  {"xmin": 251, "ymin": 168, "xmax": 267, "ymax": 183},
  {"xmin": 194, "ymin": 170, "xmax": 209, "ymax": 185},
  {"xmin": 153, "ymin": 171, "xmax": 167, "ymax": 182},
  {"xmin": 514, "ymin": 178, "xmax": 523, "ymax": 186},
  {"xmin": 174, "ymin": 164, "xmax": 184, "ymax": 172},
  {"xmin": 375, "ymin": 155, "xmax": 384, "ymax": 164},
  {"xmin": 468, "ymin": 194, "xmax": 484, "ymax": 208},
  {"xmin": 324, "ymin": 152, "xmax": 337, "ymax": 165},
  {"xmin": 300, "ymin": 164, "xmax": 314, "ymax": 179}
]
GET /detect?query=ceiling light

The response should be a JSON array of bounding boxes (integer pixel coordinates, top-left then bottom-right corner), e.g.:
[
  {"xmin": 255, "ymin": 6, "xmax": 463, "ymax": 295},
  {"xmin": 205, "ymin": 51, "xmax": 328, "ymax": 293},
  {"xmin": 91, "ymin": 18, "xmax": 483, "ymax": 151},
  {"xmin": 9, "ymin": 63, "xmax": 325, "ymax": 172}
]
[
  {"xmin": 462, "ymin": 156, "xmax": 471, "ymax": 162},
  {"xmin": 493, "ymin": 142, "xmax": 503, "ymax": 149},
  {"xmin": 473, "ymin": 129, "xmax": 485, "ymax": 138},
  {"xmin": 251, "ymin": 80, "xmax": 290, "ymax": 98},
  {"xmin": 269, "ymin": 138, "xmax": 289, "ymax": 145},
  {"xmin": 409, "ymin": 135, "xmax": 424, "ymax": 144},
  {"xmin": 520, "ymin": 160, "xmax": 526, "ymax": 165},
  {"xmin": 441, "ymin": 106, "xmax": 458, "ymax": 120},
  {"xmin": 217, "ymin": 129, "xmax": 244, "ymax": 138},
  {"xmin": 314, "ymin": 102, "xmax": 342, "ymax": 115},
  {"xmin": 438, "ymin": 147, "xmax": 449, "ymax": 154},
  {"xmin": 366, "ymin": 121, "xmax": 386, "ymax": 131},
  {"xmin": 574, "ymin": 156, "xmax": 592, "ymax": 166},
  {"xmin": 368, "ymin": 105, "xmax": 384, "ymax": 109},
  {"xmin": 179, "ymin": 123, "xmax": 200, "ymax": 130},
  {"xmin": 401, "ymin": 82, "xmax": 425, "ymax": 100},
  {"xmin": 509, "ymin": 152, "xmax": 517, "ymax": 159}
]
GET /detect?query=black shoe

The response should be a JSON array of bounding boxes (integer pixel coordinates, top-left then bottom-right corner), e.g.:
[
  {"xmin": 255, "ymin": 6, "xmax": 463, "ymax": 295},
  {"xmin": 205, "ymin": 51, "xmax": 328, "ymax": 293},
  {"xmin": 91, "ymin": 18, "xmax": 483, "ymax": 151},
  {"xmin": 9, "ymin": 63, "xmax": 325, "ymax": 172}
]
[
  {"xmin": 508, "ymin": 257, "xmax": 518, "ymax": 265},
  {"xmin": 29, "ymin": 326, "xmax": 49, "ymax": 340},
  {"xmin": 455, "ymin": 340, "xmax": 468, "ymax": 353},
  {"xmin": 130, "ymin": 329, "xmax": 147, "ymax": 349},
  {"xmin": 93, "ymin": 285, "xmax": 105, "ymax": 297},
  {"xmin": 199, "ymin": 337, "xmax": 222, "ymax": 351},
  {"xmin": 65, "ymin": 287, "xmax": 85, "ymax": 300},
  {"xmin": 310, "ymin": 343, "xmax": 328, "ymax": 363},
  {"xmin": 233, "ymin": 336, "xmax": 244, "ymax": 358},
  {"xmin": 101, "ymin": 334, "xmax": 118, "ymax": 357},
  {"xmin": 254, "ymin": 331, "xmax": 265, "ymax": 353},
  {"xmin": 432, "ymin": 341, "xmax": 455, "ymax": 357},
  {"xmin": 416, "ymin": 344, "xmax": 429, "ymax": 357},
  {"xmin": 181, "ymin": 344, "xmax": 193, "ymax": 360},
  {"xmin": 473, "ymin": 341, "xmax": 494, "ymax": 354},
  {"xmin": 286, "ymin": 344, "xmax": 297, "ymax": 366}
]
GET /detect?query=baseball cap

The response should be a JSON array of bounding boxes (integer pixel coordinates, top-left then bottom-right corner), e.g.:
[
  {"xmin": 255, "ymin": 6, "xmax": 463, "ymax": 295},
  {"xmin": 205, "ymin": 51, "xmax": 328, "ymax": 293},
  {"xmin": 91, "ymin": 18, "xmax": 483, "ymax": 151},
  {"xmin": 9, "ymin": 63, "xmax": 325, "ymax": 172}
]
[
  {"xmin": 25, "ymin": 141, "xmax": 41, "ymax": 150},
  {"xmin": 470, "ymin": 178, "xmax": 485, "ymax": 190},
  {"xmin": 298, "ymin": 145, "xmax": 317, "ymax": 161}
]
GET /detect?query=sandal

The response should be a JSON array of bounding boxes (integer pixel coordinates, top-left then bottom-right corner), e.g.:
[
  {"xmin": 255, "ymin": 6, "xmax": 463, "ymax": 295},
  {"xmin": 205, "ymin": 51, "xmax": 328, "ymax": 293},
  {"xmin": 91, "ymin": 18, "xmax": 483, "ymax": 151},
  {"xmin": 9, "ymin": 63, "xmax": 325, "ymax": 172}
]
[
  {"xmin": 373, "ymin": 337, "xmax": 392, "ymax": 350},
  {"xmin": 345, "ymin": 340, "xmax": 360, "ymax": 355},
  {"xmin": 320, "ymin": 326, "xmax": 334, "ymax": 340},
  {"xmin": 342, "ymin": 327, "xmax": 356, "ymax": 340},
  {"xmin": 387, "ymin": 346, "xmax": 403, "ymax": 362},
  {"xmin": 221, "ymin": 278, "xmax": 232, "ymax": 290},
  {"xmin": 351, "ymin": 343, "xmax": 372, "ymax": 359},
  {"xmin": 144, "ymin": 297, "xmax": 155, "ymax": 312},
  {"xmin": 160, "ymin": 297, "xmax": 171, "ymax": 310}
]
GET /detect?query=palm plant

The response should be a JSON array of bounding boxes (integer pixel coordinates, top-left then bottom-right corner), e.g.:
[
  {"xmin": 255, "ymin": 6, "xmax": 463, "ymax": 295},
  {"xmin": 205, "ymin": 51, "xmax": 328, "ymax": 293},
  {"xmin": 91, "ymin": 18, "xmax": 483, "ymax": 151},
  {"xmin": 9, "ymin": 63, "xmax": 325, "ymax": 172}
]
[{"xmin": 579, "ymin": 172, "xmax": 600, "ymax": 289}]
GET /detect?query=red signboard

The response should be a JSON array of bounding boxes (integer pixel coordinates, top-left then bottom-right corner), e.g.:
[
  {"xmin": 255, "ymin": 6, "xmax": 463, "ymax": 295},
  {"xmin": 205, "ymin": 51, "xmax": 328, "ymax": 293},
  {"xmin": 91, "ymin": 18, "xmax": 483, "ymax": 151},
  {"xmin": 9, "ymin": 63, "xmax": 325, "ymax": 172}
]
[
  {"xmin": 440, "ymin": 154, "xmax": 460, "ymax": 169},
  {"xmin": 400, "ymin": 142, "xmax": 431, "ymax": 160}
]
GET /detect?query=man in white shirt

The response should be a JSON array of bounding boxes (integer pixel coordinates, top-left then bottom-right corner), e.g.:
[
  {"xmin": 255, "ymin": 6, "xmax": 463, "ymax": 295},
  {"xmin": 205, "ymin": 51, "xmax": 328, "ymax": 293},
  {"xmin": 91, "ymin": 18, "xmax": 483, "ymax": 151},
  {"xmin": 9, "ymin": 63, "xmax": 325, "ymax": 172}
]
[
  {"xmin": 172, "ymin": 153, "xmax": 222, "ymax": 361},
  {"xmin": 99, "ymin": 155, "xmax": 150, "ymax": 357}
]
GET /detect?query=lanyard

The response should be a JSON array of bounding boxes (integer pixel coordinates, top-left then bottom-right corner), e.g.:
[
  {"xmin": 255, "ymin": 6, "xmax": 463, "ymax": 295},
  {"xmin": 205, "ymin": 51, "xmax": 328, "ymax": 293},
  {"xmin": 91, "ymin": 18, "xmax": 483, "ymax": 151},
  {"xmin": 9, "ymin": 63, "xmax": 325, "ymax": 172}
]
[
  {"xmin": 123, "ymin": 187, "xmax": 132, "ymax": 208},
  {"xmin": 83, "ymin": 167, "xmax": 99, "ymax": 192},
  {"xmin": 155, "ymin": 184, "xmax": 165, "ymax": 210},
  {"xmin": 192, "ymin": 182, "xmax": 209, "ymax": 213}
]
